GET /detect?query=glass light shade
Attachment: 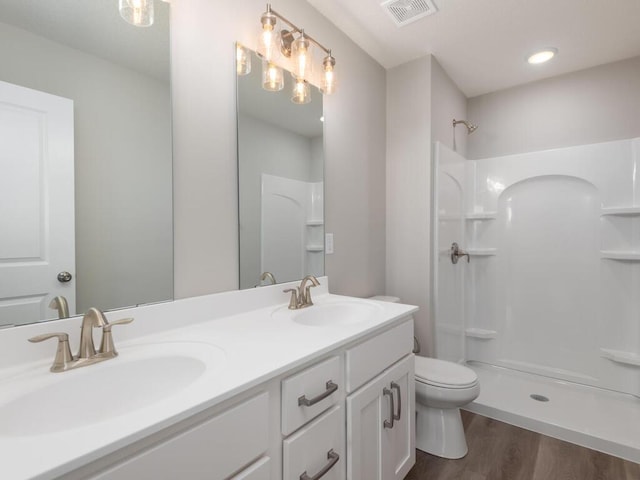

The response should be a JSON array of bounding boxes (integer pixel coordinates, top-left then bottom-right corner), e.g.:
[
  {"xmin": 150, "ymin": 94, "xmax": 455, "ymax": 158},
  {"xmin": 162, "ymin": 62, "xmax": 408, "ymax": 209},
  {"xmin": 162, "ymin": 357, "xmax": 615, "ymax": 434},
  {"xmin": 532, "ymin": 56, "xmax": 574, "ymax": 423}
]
[
  {"xmin": 291, "ymin": 77, "xmax": 311, "ymax": 104},
  {"xmin": 292, "ymin": 34, "xmax": 313, "ymax": 80},
  {"xmin": 321, "ymin": 55, "xmax": 337, "ymax": 95},
  {"xmin": 257, "ymin": 13, "xmax": 280, "ymax": 62},
  {"xmin": 262, "ymin": 61, "xmax": 284, "ymax": 92},
  {"xmin": 119, "ymin": 0, "xmax": 154, "ymax": 27},
  {"xmin": 236, "ymin": 44, "xmax": 252, "ymax": 76}
]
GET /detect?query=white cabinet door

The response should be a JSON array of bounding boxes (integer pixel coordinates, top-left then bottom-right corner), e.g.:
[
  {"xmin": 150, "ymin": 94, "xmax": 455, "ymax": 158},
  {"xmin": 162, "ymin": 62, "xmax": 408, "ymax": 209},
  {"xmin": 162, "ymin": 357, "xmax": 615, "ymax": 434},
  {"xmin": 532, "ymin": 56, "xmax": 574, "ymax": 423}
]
[
  {"xmin": 381, "ymin": 355, "xmax": 415, "ymax": 480},
  {"xmin": 346, "ymin": 355, "xmax": 414, "ymax": 480}
]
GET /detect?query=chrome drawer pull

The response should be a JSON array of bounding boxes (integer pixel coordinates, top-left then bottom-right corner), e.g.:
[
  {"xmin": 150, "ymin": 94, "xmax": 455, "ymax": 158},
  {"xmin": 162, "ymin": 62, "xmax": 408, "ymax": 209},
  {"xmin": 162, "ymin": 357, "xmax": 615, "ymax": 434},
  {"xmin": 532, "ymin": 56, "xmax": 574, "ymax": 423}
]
[
  {"xmin": 391, "ymin": 382, "xmax": 402, "ymax": 421},
  {"xmin": 383, "ymin": 387, "xmax": 394, "ymax": 429},
  {"xmin": 300, "ymin": 449, "xmax": 340, "ymax": 480},
  {"xmin": 298, "ymin": 380, "xmax": 338, "ymax": 407}
]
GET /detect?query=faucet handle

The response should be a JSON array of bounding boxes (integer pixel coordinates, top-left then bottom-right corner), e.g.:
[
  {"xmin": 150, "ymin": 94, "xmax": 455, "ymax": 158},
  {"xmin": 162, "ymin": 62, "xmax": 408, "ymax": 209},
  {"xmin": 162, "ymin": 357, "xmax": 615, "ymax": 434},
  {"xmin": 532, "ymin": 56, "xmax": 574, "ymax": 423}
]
[
  {"xmin": 283, "ymin": 288, "xmax": 300, "ymax": 310},
  {"xmin": 28, "ymin": 333, "xmax": 74, "ymax": 372},
  {"xmin": 99, "ymin": 318, "xmax": 134, "ymax": 357}
]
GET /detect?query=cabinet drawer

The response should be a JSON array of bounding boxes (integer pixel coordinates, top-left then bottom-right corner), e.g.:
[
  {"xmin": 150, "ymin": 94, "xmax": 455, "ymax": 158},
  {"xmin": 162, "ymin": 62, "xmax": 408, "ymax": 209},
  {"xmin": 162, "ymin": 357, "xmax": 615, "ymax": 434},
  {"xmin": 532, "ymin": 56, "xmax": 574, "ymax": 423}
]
[
  {"xmin": 282, "ymin": 355, "xmax": 341, "ymax": 435},
  {"xmin": 230, "ymin": 456, "xmax": 271, "ymax": 480},
  {"xmin": 283, "ymin": 406, "xmax": 345, "ymax": 480},
  {"xmin": 94, "ymin": 392, "xmax": 269, "ymax": 480},
  {"xmin": 345, "ymin": 319, "xmax": 413, "ymax": 392}
]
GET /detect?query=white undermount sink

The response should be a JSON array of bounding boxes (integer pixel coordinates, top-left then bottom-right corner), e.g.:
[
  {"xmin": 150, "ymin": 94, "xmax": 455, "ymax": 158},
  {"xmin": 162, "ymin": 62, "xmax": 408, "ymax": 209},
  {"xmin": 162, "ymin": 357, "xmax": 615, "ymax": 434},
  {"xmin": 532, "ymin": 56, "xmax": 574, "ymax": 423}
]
[
  {"xmin": 0, "ymin": 341, "xmax": 226, "ymax": 437},
  {"xmin": 274, "ymin": 299, "xmax": 383, "ymax": 327}
]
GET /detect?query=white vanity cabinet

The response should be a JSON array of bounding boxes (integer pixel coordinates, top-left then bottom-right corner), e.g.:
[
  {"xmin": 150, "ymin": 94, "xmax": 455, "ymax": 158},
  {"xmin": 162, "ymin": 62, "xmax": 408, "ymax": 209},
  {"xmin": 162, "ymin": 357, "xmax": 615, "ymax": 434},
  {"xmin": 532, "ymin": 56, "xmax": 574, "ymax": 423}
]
[
  {"xmin": 345, "ymin": 320, "xmax": 416, "ymax": 480},
  {"xmin": 65, "ymin": 316, "xmax": 414, "ymax": 480}
]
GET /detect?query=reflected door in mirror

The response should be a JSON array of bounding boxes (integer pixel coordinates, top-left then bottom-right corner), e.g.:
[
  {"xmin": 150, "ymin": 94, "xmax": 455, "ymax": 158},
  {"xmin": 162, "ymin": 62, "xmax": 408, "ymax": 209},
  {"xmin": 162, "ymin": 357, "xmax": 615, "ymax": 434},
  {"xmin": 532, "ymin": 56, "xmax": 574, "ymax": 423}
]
[{"xmin": 0, "ymin": 81, "xmax": 75, "ymax": 326}]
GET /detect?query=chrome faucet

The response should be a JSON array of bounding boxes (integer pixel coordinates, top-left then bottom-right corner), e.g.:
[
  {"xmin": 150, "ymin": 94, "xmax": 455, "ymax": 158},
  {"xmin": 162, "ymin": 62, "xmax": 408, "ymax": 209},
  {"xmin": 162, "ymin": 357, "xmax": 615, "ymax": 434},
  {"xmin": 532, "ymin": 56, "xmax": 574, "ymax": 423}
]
[
  {"xmin": 78, "ymin": 307, "xmax": 108, "ymax": 359},
  {"xmin": 284, "ymin": 275, "xmax": 320, "ymax": 309},
  {"xmin": 28, "ymin": 308, "xmax": 133, "ymax": 373}
]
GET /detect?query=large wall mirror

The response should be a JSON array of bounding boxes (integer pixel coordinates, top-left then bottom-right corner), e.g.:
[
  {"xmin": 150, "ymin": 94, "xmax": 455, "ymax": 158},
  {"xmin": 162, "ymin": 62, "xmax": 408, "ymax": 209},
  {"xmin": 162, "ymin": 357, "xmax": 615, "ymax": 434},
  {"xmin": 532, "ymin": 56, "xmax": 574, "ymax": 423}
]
[
  {"xmin": 0, "ymin": 0, "xmax": 172, "ymax": 327},
  {"xmin": 237, "ymin": 46, "xmax": 325, "ymax": 289}
]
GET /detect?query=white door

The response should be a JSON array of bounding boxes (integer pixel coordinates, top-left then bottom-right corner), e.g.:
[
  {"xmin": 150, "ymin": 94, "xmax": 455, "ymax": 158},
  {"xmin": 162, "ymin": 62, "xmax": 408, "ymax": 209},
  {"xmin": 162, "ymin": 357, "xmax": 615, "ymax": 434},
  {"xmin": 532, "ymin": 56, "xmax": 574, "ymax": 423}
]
[{"xmin": 0, "ymin": 80, "xmax": 75, "ymax": 326}]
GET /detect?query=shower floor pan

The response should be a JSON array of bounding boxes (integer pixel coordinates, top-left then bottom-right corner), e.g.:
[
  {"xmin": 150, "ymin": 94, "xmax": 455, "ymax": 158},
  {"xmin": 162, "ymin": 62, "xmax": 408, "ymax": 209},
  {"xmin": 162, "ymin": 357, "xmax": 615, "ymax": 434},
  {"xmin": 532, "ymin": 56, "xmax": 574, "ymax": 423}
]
[{"xmin": 464, "ymin": 362, "xmax": 640, "ymax": 463}]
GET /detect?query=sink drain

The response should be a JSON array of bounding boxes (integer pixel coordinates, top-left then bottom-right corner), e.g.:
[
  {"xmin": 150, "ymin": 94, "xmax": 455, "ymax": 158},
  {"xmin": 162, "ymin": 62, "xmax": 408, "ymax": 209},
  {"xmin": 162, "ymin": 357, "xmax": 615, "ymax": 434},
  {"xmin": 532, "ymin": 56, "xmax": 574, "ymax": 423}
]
[{"xmin": 530, "ymin": 394, "xmax": 549, "ymax": 402}]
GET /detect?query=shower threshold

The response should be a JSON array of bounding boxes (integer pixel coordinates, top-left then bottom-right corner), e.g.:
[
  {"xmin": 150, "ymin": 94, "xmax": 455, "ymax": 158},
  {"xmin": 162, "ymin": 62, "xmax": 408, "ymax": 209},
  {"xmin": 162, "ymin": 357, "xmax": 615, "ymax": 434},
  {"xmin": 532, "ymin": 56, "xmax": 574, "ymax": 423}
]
[{"xmin": 464, "ymin": 362, "xmax": 640, "ymax": 463}]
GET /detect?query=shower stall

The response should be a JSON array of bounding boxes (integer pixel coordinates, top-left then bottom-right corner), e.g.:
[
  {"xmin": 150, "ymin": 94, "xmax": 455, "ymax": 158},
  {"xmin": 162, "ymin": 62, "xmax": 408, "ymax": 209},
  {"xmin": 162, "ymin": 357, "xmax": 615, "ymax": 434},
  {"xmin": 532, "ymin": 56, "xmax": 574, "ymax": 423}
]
[{"xmin": 432, "ymin": 138, "xmax": 640, "ymax": 462}]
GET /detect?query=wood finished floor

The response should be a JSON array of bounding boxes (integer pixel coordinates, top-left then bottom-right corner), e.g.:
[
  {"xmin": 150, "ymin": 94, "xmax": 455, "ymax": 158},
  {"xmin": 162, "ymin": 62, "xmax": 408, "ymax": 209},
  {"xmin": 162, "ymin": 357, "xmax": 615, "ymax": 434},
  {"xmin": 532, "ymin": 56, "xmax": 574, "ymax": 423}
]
[{"xmin": 404, "ymin": 411, "xmax": 640, "ymax": 480}]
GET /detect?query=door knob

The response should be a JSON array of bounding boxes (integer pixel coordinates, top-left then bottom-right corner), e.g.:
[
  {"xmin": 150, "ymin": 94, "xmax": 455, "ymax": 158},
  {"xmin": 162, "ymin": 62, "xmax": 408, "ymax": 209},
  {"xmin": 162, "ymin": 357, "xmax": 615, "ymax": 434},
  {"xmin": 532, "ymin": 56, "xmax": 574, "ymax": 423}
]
[{"xmin": 57, "ymin": 271, "xmax": 73, "ymax": 283}]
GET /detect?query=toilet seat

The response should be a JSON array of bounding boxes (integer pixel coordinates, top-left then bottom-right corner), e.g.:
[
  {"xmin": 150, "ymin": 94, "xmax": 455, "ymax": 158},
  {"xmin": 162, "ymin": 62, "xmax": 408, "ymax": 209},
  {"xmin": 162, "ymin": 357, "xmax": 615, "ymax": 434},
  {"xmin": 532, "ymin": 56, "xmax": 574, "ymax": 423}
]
[{"xmin": 415, "ymin": 356, "xmax": 478, "ymax": 389}]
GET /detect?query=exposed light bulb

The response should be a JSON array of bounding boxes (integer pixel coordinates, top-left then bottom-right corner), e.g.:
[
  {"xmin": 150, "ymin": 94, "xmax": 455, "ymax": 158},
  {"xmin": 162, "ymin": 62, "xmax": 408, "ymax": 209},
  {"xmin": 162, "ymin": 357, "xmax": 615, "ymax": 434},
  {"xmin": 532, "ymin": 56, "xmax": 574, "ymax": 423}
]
[
  {"xmin": 119, "ymin": 0, "xmax": 154, "ymax": 27},
  {"xmin": 321, "ymin": 54, "xmax": 336, "ymax": 95},
  {"xmin": 258, "ymin": 10, "xmax": 280, "ymax": 62},
  {"xmin": 262, "ymin": 60, "xmax": 284, "ymax": 92},
  {"xmin": 291, "ymin": 76, "xmax": 311, "ymax": 104},
  {"xmin": 236, "ymin": 44, "xmax": 251, "ymax": 76},
  {"xmin": 292, "ymin": 32, "xmax": 313, "ymax": 80}
]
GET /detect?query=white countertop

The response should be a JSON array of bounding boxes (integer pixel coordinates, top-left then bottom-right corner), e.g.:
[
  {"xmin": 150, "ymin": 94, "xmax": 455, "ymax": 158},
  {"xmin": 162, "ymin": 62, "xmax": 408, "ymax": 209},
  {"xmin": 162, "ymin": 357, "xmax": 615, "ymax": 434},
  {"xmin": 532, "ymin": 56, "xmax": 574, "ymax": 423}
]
[{"xmin": 0, "ymin": 280, "xmax": 417, "ymax": 480}]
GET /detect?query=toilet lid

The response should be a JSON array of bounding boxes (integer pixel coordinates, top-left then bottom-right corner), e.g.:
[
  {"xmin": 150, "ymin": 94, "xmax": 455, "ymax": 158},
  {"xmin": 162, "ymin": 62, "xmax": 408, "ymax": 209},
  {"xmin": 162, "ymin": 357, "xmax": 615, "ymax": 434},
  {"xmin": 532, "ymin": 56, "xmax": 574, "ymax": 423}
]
[{"xmin": 415, "ymin": 357, "xmax": 478, "ymax": 389}]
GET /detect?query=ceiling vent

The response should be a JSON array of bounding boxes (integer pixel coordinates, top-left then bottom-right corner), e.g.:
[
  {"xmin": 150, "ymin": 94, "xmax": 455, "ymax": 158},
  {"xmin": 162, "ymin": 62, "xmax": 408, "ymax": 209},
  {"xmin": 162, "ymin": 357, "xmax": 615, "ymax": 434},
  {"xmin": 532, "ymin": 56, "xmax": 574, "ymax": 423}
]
[{"xmin": 381, "ymin": 0, "xmax": 438, "ymax": 27}]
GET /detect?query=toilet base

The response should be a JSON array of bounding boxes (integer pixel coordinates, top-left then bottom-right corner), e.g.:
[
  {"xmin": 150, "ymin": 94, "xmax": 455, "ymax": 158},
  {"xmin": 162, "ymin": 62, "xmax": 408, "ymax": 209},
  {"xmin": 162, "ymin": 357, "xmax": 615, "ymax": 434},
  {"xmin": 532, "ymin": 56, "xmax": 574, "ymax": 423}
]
[{"xmin": 415, "ymin": 404, "xmax": 468, "ymax": 459}]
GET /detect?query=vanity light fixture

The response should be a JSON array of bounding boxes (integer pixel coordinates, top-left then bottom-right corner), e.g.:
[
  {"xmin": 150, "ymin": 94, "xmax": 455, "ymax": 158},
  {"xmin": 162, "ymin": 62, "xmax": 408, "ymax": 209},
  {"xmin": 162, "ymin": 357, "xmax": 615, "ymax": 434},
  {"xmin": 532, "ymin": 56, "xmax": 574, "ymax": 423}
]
[
  {"xmin": 257, "ymin": 4, "xmax": 337, "ymax": 99},
  {"xmin": 119, "ymin": 0, "xmax": 154, "ymax": 27},
  {"xmin": 527, "ymin": 47, "xmax": 558, "ymax": 65},
  {"xmin": 237, "ymin": 44, "xmax": 252, "ymax": 76}
]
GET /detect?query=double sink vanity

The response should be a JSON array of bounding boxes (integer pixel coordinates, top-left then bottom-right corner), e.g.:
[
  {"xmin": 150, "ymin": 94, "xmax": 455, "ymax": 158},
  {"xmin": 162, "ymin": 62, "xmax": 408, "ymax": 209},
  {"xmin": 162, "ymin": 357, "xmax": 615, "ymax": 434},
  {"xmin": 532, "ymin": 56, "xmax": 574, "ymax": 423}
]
[{"xmin": 0, "ymin": 278, "xmax": 417, "ymax": 480}]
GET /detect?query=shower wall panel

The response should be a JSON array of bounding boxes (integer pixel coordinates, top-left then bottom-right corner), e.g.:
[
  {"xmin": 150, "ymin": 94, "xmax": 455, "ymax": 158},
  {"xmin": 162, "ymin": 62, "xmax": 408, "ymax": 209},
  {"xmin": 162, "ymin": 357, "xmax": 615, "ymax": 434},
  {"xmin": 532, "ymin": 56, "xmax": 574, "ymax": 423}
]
[{"xmin": 462, "ymin": 138, "xmax": 640, "ymax": 396}]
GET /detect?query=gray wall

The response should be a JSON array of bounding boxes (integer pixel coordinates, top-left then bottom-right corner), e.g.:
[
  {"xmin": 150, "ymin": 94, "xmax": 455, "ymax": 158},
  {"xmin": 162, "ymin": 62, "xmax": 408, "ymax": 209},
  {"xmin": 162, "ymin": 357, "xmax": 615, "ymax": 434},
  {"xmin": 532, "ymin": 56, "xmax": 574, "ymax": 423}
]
[
  {"xmin": 0, "ymin": 21, "xmax": 172, "ymax": 314},
  {"xmin": 431, "ymin": 57, "xmax": 468, "ymax": 157},
  {"xmin": 171, "ymin": 0, "xmax": 387, "ymax": 298},
  {"xmin": 386, "ymin": 55, "xmax": 469, "ymax": 356},
  {"xmin": 468, "ymin": 56, "xmax": 640, "ymax": 159},
  {"xmin": 386, "ymin": 57, "xmax": 433, "ymax": 353}
]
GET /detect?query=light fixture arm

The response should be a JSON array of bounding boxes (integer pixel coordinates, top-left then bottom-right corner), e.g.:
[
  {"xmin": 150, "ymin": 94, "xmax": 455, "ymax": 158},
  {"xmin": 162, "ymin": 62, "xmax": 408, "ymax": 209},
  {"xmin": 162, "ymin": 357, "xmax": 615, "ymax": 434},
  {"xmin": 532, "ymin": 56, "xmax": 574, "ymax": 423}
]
[{"xmin": 265, "ymin": 3, "xmax": 332, "ymax": 55}]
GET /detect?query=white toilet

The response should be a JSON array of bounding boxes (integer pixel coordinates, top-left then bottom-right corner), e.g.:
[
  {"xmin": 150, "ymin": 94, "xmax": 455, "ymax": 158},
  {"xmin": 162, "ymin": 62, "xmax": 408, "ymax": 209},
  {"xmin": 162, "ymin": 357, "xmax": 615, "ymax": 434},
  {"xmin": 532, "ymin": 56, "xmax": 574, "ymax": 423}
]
[
  {"xmin": 369, "ymin": 295, "xmax": 480, "ymax": 459},
  {"xmin": 414, "ymin": 356, "xmax": 479, "ymax": 459}
]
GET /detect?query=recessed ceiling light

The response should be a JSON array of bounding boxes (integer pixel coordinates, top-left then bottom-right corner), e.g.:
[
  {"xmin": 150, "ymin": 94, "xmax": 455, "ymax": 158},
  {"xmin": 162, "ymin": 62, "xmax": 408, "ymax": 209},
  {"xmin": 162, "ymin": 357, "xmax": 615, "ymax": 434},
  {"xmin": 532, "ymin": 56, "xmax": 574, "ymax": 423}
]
[{"xmin": 527, "ymin": 48, "xmax": 558, "ymax": 65}]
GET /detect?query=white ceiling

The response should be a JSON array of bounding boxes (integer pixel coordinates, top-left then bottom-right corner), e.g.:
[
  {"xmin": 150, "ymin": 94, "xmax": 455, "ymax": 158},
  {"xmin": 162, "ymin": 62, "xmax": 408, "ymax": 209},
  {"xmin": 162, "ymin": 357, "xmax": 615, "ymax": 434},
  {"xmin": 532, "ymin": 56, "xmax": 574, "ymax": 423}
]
[
  {"xmin": 308, "ymin": 0, "xmax": 640, "ymax": 97},
  {"xmin": 0, "ymin": 0, "xmax": 169, "ymax": 82}
]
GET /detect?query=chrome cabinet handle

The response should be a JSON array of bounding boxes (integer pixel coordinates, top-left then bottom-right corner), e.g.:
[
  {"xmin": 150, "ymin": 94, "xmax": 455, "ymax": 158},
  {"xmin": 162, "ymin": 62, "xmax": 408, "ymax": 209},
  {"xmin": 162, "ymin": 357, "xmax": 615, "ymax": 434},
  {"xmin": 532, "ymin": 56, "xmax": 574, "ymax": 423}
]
[
  {"xmin": 300, "ymin": 449, "xmax": 340, "ymax": 480},
  {"xmin": 298, "ymin": 380, "xmax": 338, "ymax": 407},
  {"xmin": 383, "ymin": 387, "xmax": 395, "ymax": 429},
  {"xmin": 391, "ymin": 382, "xmax": 402, "ymax": 421}
]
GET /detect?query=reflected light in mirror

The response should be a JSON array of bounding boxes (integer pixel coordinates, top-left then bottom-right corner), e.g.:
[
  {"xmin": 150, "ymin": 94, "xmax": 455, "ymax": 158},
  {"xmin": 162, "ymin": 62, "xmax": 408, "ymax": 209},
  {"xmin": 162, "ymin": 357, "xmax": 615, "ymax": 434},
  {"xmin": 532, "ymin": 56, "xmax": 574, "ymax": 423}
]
[
  {"xmin": 119, "ymin": 0, "xmax": 154, "ymax": 27},
  {"xmin": 237, "ymin": 44, "xmax": 252, "ymax": 76},
  {"xmin": 262, "ymin": 60, "xmax": 284, "ymax": 91},
  {"xmin": 292, "ymin": 77, "xmax": 311, "ymax": 104}
]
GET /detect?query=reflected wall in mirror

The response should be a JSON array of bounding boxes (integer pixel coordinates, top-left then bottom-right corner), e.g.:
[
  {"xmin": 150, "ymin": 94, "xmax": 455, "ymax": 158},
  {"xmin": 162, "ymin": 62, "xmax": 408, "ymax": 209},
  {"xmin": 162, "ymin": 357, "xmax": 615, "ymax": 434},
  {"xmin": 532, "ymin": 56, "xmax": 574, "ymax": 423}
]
[
  {"xmin": 237, "ymin": 47, "xmax": 324, "ymax": 289},
  {"xmin": 0, "ymin": 0, "xmax": 172, "ymax": 327}
]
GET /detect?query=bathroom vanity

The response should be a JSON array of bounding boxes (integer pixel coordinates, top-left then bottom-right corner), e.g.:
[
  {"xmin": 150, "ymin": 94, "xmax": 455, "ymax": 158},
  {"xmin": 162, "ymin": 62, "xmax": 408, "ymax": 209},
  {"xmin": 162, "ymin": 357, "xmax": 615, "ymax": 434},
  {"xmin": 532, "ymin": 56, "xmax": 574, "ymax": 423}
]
[{"xmin": 0, "ymin": 278, "xmax": 417, "ymax": 479}]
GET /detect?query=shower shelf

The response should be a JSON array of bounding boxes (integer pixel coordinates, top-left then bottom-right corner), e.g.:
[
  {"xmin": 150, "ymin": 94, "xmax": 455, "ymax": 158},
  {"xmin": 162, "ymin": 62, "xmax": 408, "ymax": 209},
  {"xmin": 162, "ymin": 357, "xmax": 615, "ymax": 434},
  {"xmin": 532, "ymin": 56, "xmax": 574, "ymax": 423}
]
[
  {"xmin": 465, "ymin": 328, "xmax": 497, "ymax": 339},
  {"xmin": 600, "ymin": 207, "xmax": 640, "ymax": 216},
  {"xmin": 468, "ymin": 248, "xmax": 497, "ymax": 256},
  {"xmin": 306, "ymin": 245, "xmax": 324, "ymax": 252},
  {"xmin": 306, "ymin": 220, "xmax": 324, "ymax": 226},
  {"xmin": 600, "ymin": 251, "xmax": 640, "ymax": 261},
  {"xmin": 465, "ymin": 212, "xmax": 497, "ymax": 220},
  {"xmin": 600, "ymin": 348, "xmax": 640, "ymax": 367}
]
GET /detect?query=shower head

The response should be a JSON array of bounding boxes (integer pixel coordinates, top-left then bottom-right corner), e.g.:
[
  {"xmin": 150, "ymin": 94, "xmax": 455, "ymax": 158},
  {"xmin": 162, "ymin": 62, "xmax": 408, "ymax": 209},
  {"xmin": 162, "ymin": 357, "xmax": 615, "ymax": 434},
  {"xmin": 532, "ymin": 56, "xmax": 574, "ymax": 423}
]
[{"xmin": 453, "ymin": 119, "xmax": 478, "ymax": 134}]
